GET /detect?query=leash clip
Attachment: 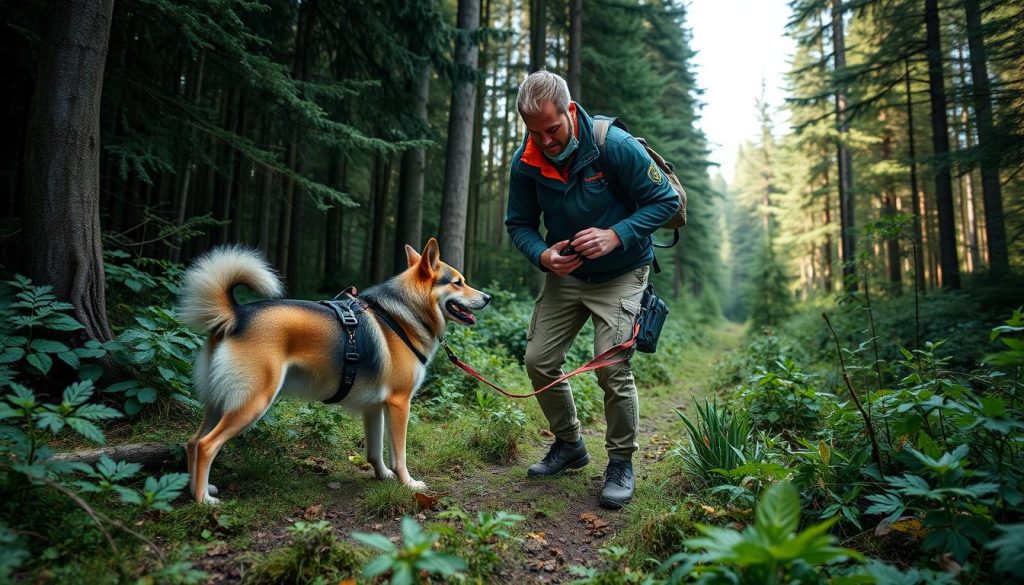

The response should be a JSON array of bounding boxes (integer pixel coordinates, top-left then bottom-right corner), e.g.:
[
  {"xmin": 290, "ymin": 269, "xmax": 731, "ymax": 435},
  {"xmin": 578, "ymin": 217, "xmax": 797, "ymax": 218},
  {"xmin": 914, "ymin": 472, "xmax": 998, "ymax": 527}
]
[{"xmin": 439, "ymin": 337, "xmax": 459, "ymax": 363}]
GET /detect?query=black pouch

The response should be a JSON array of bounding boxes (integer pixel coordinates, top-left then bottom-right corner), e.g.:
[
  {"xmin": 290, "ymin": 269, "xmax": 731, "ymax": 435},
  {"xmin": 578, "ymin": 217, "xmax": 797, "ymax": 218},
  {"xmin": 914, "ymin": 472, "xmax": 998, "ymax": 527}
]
[{"xmin": 636, "ymin": 283, "xmax": 668, "ymax": 353}]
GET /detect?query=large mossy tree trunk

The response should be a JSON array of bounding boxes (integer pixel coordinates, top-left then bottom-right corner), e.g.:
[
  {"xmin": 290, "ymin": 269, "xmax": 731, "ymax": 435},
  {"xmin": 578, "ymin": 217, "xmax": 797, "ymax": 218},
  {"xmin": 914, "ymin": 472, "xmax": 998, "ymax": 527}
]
[{"xmin": 22, "ymin": 0, "xmax": 116, "ymax": 342}]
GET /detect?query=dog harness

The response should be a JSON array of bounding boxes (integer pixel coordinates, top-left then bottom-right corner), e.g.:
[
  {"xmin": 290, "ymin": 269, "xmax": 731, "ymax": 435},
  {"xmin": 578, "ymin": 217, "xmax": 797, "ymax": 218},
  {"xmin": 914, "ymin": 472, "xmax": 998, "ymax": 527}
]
[{"xmin": 318, "ymin": 291, "xmax": 429, "ymax": 404}]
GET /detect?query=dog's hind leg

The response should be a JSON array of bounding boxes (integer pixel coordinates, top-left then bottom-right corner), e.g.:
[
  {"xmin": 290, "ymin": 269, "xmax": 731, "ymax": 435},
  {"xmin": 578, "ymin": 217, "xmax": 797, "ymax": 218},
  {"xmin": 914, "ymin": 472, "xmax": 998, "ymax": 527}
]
[
  {"xmin": 363, "ymin": 402, "xmax": 395, "ymax": 481},
  {"xmin": 385, "ymin": 394, "xmax": 426, "ymax": 491},
  {"xmin": 193, "ymin": 365, "xmax": 285, "ymax": 504},
  {"xmin": 187, "ymin": 407, "xmax": 222, "ymax": 498}
]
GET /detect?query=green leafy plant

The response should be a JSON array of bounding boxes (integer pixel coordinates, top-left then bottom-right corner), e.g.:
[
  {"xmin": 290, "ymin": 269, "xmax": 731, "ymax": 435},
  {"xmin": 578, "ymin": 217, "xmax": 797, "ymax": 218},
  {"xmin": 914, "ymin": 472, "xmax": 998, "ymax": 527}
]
[
  {"xmin": 660, "ymin": 481, "xmax": 864, "ymax": 584},
  {"xmin": 242, "ymin": 520, "xmax": 363, "ymax": 584},
  {"xmin": 674, "ymin": 399, "xmax": 752, "ymax": 485},
  {"xmin": 737, "ymin": 358, "xmax": 827, "ymax": 436},
  {"xmin": 0, "ymin": 276, "xmax": 108, "ymax": 380},
  {"xmin": 569, "ymin": 545, "xmax": 653, "ymax": 584},
  {"xmin": 865, "ymin": 445, "xmax": 998, "ymax": 564},
  {"xmin": 466, "ymin": 399, "xmax": 527, "ymax": 463},
  {"xmin": 106, "ymin": 306, "xmax": 203, "ymax": 413},
  {"xmin": 436, "ymin": 508, "xmax": 524, "ymax": 579},
  {"xmin": 352, "ymin": 516, "xmax": 467, "ymax": 585}
]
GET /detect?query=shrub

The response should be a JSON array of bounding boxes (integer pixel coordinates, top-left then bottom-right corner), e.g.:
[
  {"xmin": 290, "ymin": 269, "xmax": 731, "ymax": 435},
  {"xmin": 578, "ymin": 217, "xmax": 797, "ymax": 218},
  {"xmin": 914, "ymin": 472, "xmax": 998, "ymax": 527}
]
[
  {"xmin": 241, "ymin": 520, "xmax": 364, "ymax": 584},
  {"xmin": 466, "ymin": 397, "xmax": 527, "ymax": 464},
  {"xmin": 659, "ymin": 481, "xmax": 865, "ymax": 584},
  {"xmin": 436, "ymin": 509, "xmax": 524, "ymax": 580},
  {"xmin": 735, "ymin": 358, "xmax": 828, "ymax": 436},
  {"xmin": 352, "ymin": 517, "xmax": 466, "ymax": 584},
  {"xmin": 673, "ymin": 399, "xmax": 752, "ymax": 486}
]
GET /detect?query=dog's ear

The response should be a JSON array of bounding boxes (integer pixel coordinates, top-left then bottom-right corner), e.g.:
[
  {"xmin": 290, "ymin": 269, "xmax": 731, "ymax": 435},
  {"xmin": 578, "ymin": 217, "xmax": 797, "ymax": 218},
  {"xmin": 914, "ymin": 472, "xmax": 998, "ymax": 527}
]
[
  {"xmin": 405, "ymin": 244, "xmax": 421, "ymax": 268},
  {"xmin": 419, "ymin": 238, "xmax": 440, "ymax": 275}
]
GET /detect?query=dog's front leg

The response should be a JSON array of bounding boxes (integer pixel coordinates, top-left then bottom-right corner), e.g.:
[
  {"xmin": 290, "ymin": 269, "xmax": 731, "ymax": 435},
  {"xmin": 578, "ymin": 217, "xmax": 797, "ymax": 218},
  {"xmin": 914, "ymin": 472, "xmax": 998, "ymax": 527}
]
[
  {"xmin": 386, "ymin": 395, "xmax": 426, "ymax": 491},
  {"xmin": 363, "ymin": 402, "xmax": 395, "ymax": 481}
]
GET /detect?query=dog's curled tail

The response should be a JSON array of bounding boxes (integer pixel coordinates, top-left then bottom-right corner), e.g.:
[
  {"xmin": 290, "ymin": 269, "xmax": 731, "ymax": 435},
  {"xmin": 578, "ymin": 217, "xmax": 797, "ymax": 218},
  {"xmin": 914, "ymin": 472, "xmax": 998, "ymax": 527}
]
[{"xmin": 178, "ymin": 246, "xmax": 283, "ymax": 335}]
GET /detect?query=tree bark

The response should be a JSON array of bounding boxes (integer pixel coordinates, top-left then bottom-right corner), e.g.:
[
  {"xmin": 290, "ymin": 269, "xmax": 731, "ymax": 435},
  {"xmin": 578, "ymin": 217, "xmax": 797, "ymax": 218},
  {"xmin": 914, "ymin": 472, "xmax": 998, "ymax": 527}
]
[
  {"xmin": 924, "ymin": 0, "xmax": 960, "ymax": 289},
  {"xmin": 370, "ymin": 155, "xmax": 393, "ymax": 284},
  {"xmin": 964, "ymin": 0, "xmax": 1008, "ymax": 273},
  {"xmin": 439, "ymin": 0, "xmax": 480, "ymax": 271},
  {"xmin": 831, "ymin": 0, "xmax": 856, "ymax": 292},
  {"xmin": 394, "ymin": 67, "xmax": 430, "ymax": 273},
  {"xmin": 568, "ymin": 0, "xmax": 582, "ymax": 99},
  {"xmin": 529, "ymin": 0, "xmax": 546, "ymax": 72},
  {"xmin": 22, "ymin": 0, "xmax": 116, "ymax": 342},
  {"xmin": 904, "ymin": 58, "xmax": 926, "ymax": 293},
  {"xmin": 52, "ymin": 442, "xmax": 181, "ymax": 470}
]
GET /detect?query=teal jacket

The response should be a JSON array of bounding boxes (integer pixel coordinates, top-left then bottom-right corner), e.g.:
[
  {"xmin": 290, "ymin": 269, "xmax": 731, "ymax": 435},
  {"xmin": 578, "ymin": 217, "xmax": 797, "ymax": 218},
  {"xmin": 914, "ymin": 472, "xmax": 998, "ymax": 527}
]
[{"xmin": 505, "ymin": 103, "xmax": 679, "ymax": 283}]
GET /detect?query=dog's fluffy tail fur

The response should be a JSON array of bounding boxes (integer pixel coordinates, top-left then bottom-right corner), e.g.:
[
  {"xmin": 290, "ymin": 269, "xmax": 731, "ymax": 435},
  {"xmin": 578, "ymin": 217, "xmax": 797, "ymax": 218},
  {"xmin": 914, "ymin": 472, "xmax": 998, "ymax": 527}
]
[{"xmin": 178, "ymin": 246, "xmax": 283, "ymax": 334}]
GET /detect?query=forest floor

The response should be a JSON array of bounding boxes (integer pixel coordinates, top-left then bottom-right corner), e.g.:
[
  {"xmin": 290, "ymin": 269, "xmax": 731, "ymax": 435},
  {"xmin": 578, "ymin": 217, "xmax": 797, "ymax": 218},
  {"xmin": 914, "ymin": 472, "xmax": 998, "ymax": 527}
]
[{"xmin": 180, "ymin": 321, "xmax": 746, "ymax": 584}]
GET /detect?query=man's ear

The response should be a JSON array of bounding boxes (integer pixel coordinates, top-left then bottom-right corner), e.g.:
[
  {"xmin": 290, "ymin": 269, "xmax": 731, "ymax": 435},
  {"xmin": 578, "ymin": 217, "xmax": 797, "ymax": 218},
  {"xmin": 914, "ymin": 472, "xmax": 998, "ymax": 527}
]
[
  {"xmin": 419, "ymin": 238, "xmax": 440, "ymax": 276},
  {"xmin": 405, "ymin": 244, "xmax": 421, "ymax": 268}
]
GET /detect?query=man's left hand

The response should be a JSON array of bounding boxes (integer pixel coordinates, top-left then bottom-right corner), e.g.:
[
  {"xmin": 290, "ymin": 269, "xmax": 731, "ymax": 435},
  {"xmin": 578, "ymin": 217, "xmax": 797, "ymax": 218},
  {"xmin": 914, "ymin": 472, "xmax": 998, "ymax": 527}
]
[{"xmin": 571, "ymin": 228, "xmax": 622, "ymax": 260}]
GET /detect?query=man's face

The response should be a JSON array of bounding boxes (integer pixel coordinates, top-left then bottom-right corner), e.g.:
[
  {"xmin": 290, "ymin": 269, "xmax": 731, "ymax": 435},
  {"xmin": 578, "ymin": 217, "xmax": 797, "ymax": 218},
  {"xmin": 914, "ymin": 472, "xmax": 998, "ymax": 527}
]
[{"xmin": 523, "ymin": 101, "xmax": 572, "ymax": 158}]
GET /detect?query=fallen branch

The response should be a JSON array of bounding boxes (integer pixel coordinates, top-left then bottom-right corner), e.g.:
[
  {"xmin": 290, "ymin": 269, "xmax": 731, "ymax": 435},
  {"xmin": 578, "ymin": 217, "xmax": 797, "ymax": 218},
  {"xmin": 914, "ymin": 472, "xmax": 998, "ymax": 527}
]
[{"xmin": 51, "ymin": 442, "xmax": 182, "ymax": 469}]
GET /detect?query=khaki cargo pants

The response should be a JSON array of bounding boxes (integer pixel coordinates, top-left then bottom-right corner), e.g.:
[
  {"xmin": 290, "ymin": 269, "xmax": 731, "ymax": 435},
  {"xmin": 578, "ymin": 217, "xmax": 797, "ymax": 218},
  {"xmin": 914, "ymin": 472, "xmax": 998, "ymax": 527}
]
[{"xmin": 524, "ymin": 265, "xmax": 649, "ymax": 460}]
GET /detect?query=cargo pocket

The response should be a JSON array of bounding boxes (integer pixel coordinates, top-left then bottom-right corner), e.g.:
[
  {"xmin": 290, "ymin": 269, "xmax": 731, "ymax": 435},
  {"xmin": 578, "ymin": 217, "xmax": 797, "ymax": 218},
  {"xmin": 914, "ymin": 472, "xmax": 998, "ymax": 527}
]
[{"xmin": 614, "ymin": 298, "xmax": 641, "ymax": 344}]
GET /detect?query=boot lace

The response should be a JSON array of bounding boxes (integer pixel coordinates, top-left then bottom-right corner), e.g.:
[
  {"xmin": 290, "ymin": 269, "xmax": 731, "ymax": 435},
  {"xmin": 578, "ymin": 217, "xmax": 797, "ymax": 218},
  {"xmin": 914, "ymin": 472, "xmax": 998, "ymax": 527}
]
[{"xmin": 605, "ymin": 461, "xmax": 630, "ymax": 487}]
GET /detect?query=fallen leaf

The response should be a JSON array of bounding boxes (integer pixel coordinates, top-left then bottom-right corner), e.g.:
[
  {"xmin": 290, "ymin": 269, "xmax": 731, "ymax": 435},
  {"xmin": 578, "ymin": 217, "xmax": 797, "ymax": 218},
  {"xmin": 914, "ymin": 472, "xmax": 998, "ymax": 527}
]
[
  {"xmin": 339, "ymin": 579, "xmax": 357, "ymax": 585},
  {"xmin": 937, "ymin": 553, "xmax": 962, "ymax": 574},
  {"xmin": 539, "ymin": 429, "xmax": 554, "ymax": 438},
  {"xmin": 526, "ymin": 531, "xmax": 547, "ymax": 540},
  {"xmin": 414, "ymin": 492, "xmax": 440, "ymax": 510},
  {"xmin": 301, "ymin": 505, "xmax": 323, "ymax": 520}
]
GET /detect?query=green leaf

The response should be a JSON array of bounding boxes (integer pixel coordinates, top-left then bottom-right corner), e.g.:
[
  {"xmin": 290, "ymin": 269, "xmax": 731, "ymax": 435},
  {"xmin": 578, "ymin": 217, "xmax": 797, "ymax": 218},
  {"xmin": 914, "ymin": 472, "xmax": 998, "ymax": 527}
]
[
  {"xmin": 988, "ymin": 523, "xmax": 1024, "ymax": 575},
  {"xmin": 30, "ymin": 339, "xmax": 70, "ymax": 354},
  {"xmin": 0, "ymin": 347, "xmax": 25, "ymax": 364},
  {"xmin": 75, "ymin": 403, "xmax": 122, "ymax": 421},
  {"xmin": 44, "ymin": 313, "xmax": 84, "ymax": 332},
  {"xmin": 113, "ymin": 485, "xmax": 142, "ymax": 505},
  {"xmin": 136, "ymin": 387, "xmax": 158, "ymax": 404},
  {"xmin": 158, "ymin": 366, "xmax": 176, "ymax": 381},
  {"xmin": 106, "ymin": 380, "xmax": 140, "ymax": 393},
  {"xmin": 390, "ymin": 563, "xmax": 413, "ymax": 585},
  {"xmin": 363, "ymin": 555, "xmax": 395, "ymax": 578},
  {"xmin": 65, "ymin": 417, "xmax": 105, "ymax": 444},
  {"xmin": 417, "ymin": 552, "xmax": 467, "ymax": 575},
  {"xmin": 26, "ymin": 352, "xmax": 52, "ymax": 375},
  {"xmin": 756, "ymin": 481, "xmax": 800, "ymax": 539},
  {"xmin": 35, "ymin": 411, "xmax": 65, "ymax": 434},
  {"xmin": 63, "ymin": 380, "xmax": 95, "ymax": 406},
  {"xmin": 143, "ymin": 473, "xmax": 189, "ymax": 511},
  {"xmin": 57, "ymin": 350, "xmax": 80, "ymax": 369}
]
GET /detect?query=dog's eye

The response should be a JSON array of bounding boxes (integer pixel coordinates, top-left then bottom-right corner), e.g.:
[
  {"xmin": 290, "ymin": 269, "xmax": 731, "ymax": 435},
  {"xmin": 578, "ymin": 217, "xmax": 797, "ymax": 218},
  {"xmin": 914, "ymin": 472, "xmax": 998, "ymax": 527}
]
[{"xmin": 452, "ymin": 279, "xmax": 463, "ymax": 288}]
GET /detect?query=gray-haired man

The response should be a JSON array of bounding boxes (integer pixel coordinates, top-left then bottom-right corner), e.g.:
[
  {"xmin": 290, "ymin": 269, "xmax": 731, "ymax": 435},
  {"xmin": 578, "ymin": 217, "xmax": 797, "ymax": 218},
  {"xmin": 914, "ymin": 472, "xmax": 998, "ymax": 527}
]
[{"xmin": 505, "ymin": 71, "xmax": 678, "ymax": 509}]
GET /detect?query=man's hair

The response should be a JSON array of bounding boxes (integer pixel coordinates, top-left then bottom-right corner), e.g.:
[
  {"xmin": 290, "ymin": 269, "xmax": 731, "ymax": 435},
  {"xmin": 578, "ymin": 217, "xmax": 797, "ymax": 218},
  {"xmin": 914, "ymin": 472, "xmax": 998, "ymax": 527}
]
[{"xmin": 516, "ymin": 71, "xmax": 572, "ymax": 116}]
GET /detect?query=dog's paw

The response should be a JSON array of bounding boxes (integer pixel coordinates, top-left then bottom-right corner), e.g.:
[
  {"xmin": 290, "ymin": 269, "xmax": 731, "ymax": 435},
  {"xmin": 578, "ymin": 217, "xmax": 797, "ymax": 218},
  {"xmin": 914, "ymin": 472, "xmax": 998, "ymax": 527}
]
[
  {"xmin": 375, "ymin": 468, "xmax": 397, "ymax": 481},
  {"xmin": 201, "ymin": 493, "xmax": 222, "ymax": 506},
  {"xmin": 404, "ymin": 478, "xmax": 427, "ymax": 491},
  {"xmin": 207, "ymin": 484, "xmax": 218, "ymax": 496}
]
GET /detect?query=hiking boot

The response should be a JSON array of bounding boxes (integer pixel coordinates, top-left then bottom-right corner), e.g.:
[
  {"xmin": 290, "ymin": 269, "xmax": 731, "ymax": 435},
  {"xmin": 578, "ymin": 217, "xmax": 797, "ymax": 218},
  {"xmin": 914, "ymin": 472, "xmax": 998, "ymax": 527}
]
[
  {"xmin": 527, "ymin": 437, "xmax": 589, "ymax": 477},
  {"xmin": 599, "ymin": 459, "xmax": 634, "ymax": 509}
]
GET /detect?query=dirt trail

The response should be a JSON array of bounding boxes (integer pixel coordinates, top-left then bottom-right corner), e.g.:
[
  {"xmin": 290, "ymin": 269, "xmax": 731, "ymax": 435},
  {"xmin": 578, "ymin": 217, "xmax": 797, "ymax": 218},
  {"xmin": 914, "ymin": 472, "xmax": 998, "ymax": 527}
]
[{"xmin": 197, "ymin": 322, "xmax": 745, "ymax": 583}]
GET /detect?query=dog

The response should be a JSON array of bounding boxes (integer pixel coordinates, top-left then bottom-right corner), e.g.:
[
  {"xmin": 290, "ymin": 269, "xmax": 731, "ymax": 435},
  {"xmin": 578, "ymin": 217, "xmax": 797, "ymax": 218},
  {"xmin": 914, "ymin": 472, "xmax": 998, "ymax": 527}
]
[{"xmin": 177, "ymin": 238, "xmax": 491, "ymax": 504}]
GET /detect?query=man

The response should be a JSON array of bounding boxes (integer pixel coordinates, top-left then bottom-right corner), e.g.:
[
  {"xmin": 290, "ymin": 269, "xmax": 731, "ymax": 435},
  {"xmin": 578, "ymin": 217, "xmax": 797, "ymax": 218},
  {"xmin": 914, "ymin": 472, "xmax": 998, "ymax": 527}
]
[{"xmin": 505, "ymin": 71, "xmax": 678, "ymax": 509}]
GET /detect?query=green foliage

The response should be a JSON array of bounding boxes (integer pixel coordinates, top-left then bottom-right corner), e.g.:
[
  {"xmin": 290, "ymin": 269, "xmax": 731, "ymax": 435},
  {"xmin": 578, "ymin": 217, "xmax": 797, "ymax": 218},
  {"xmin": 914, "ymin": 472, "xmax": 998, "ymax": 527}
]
[
  {"xmin": 569, "ymin": 545, "xmax": 653, "ymax": 584},
  {"xmin": 106, "ymin": 306, "xmax": 204, "ymax": 414},
  {"xmin": 352, "ymin": 516, "xmax": 467, "ymax": 585},
  {"xmin": 659, "ymin": 482, "xmax": 864, "ymax": 584},
  {"xmin": 241, "ymin": 520, "xmax": 364, "ymax": 584},
  {"xmin": 735, "ymin": 358, "xmax": 828, "ymax": 436},
  {"xmin": 865, "ymin": 445, "xmax": 998, "ymax": 564},
  {"xmin": 0, "ymin": 381, "xmax": 191, "ymax": 578},
  {"xmin": 0, "ymin": 276, "xmax": 102, "ymax": 381},
  {"xmin": 357, "ymin": 482, "xmax": 419, "ymax": 520},
  {"xmin": 103, "ymin": 250, "xmax": 184, "ymax": 321},
  {"xmin": 465, "ymin": 395, "xmax": 527, "ymax": 464},
  {"xmin": 674, "ymin": 400, "xmax": 752, "ymax": 485},
  {"xmin": 436, "ymin": 508, "xmax": 524, "ymax": 580}
]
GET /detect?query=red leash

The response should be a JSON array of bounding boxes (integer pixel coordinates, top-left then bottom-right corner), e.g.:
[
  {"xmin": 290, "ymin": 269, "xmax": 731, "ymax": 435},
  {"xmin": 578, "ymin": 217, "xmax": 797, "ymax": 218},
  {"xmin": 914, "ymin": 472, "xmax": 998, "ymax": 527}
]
[{"xmin": 439, "ymin": 322, "xmax": 641, "ymax": 399}]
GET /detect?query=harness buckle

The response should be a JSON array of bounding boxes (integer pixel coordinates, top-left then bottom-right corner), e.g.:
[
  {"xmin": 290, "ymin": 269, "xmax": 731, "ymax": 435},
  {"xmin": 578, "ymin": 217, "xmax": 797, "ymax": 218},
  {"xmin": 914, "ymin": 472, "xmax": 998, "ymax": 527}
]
[
  {"xmin": 342, "ymin": 314, "xmax": 358, "ymax": 327},
  {"xmin": 345, "ymin": 351, "xmax": 360, "ymax": 363}
]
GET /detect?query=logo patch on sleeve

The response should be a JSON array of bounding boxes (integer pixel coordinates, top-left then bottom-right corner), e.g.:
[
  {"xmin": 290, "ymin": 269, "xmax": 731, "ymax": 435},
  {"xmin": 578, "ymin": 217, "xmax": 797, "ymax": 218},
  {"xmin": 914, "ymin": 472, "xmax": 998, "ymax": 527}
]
[{"xmin": 647, "ymin": 162, "xmax": 664, "ymax": 184}]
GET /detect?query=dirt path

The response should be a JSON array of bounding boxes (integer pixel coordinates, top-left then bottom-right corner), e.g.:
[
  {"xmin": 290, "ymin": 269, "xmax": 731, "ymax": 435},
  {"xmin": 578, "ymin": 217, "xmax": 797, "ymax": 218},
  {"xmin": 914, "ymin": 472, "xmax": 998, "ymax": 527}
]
[{"xmin": 196, "ymin": 322, "xmax": 746, "ymax": 583}]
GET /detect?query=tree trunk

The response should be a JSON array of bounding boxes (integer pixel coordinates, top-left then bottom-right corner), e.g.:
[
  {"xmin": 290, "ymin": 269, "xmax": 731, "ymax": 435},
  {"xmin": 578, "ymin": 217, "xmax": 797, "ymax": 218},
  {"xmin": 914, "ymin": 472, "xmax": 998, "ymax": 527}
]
[
  {"xmin": 882, "ymin": 130, "xmax": 902, "ymax": 295},
  {"xmin": 394, "ymin": 67, "xmax": 429, "ymax": 273},
  {"xmin": 370, "ymin": 155, "xmax": 393, "ymax": 284},
  {"xmin": 22, "ymin": 0, "xmax": 116, "ymax": 342},
  {"xmin": 170, "ymin": 53, "xmax": 205, "ymax": 264},
  {"xmin": 52, "ymin": 442, "xmax": 180, "ymax": 470},
  {"xmin": 568, "ymin": 0, "xmax": 582, "ymax": 99},
  {"xmin": 529, "ymin": 0, "xmax": 546, "ymax": 72},
  {"xmin": 831, "ymin": 0, "xmax": 856, "ymax": 292},
  {"xmin": 904, "ymin": 58, "xmax": 925, "ymax": 292},
  {"xmin": 439, "ymin": 0, "xmax": 480, "ymax": 271},
  {"xmin": 955, "ymin": 45, "xmax": 980, "ymax": 272},
  {"xmin": 964, "ymin": 0, "xmax": 1007, "ymax": 273},
  {"xmin": 924, "ymin": 0, "xmax": 960, "ymax": 289}
]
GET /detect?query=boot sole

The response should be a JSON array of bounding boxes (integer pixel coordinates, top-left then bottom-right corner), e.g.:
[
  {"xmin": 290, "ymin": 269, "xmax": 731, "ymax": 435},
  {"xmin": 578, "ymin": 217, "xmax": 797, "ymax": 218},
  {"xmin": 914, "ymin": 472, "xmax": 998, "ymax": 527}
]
[
  {"xmin": 527, "ymin": 453, "xmax": 590, "ymax": 478},
  {"xmin": 598, "ymin": 494, "xmax": 631, "ymax": 510}
]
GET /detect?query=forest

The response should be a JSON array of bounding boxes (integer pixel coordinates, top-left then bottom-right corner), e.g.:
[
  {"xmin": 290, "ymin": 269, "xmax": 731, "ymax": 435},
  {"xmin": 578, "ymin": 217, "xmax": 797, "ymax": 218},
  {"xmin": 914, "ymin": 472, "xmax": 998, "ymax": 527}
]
[{"xmin": 0, "ymin": 0, "xmax": 1022, "ymax": 583}]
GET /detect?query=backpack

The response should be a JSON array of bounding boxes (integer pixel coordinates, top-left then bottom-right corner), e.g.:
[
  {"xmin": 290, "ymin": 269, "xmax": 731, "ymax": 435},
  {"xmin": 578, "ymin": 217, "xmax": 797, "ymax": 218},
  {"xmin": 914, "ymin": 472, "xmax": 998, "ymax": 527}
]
[{"xmin": 593, "ymin": 116, "xmax": 687, "ymax": 249}]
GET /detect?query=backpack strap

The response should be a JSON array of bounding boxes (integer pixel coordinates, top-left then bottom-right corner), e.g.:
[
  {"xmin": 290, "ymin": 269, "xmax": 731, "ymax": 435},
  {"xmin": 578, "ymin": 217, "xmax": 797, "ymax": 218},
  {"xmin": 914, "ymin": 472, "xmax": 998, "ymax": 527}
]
[{"xmin": 593, "ymin": 117, "xmax": 679, "ymax": 256}]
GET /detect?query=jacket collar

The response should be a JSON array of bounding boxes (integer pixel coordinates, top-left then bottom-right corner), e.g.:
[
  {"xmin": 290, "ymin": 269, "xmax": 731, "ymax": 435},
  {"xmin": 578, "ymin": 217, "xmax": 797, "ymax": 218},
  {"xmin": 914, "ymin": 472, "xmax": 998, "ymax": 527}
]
[{"xmin": 519, "ymin": 102, "xmax": 599, "ymax": 184}]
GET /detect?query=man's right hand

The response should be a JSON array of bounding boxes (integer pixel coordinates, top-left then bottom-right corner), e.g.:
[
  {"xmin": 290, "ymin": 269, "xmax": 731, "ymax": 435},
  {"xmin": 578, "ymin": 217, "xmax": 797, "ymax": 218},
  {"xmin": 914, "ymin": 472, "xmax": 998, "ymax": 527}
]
[{"xmin": 540, "ymin": 240, "xmax": 582, "ymax": 276}]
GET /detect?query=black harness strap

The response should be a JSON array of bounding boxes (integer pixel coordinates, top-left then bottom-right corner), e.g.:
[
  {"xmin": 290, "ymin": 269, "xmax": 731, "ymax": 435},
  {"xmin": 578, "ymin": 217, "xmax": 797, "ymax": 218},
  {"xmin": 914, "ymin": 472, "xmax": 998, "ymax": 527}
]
[
  {"xmin": 318, "ymin": 298, "xmax": 362, "ymax": 404},
  {"xmin": 369, "ymin": 302, "xmax": 429, "ymax": 365}
]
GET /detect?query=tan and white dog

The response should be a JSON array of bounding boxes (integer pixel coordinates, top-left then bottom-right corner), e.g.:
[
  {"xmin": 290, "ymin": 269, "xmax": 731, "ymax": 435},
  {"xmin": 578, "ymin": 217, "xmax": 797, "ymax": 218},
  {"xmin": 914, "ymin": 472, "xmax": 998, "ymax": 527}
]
[{"xmin": 178, "ymin": 238, "xmax": 490, "ymax": 504}]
